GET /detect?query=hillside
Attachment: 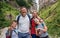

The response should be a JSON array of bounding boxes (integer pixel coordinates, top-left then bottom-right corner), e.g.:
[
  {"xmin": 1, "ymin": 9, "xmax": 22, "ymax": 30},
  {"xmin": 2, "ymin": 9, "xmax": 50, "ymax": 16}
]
[
  {"xmin": 0, "ymin": 1, "xmax": 19, "ymax": 28},
  {"xmin": 39, "ymin": 0, "xmax": 60, "ymax": 37}
]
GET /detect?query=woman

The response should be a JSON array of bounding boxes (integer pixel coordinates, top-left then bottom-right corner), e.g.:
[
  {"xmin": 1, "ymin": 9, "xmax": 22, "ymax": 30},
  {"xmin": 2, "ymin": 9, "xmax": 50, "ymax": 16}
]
[
  {"xmin": 36, "ymin": 20, "xmax": 49, "ymax": 38},
  {"xmin": 30, "ymin": 10, "xmax": 40, "ymax": 38},
  {"xmin": 31, "ymin": 10, "xmax": 49, "ymax": 38}
]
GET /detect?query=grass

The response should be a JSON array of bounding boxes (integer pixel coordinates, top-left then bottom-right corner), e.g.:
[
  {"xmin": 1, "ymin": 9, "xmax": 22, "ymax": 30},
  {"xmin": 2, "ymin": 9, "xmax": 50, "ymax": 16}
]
[{"xmin": 39, "ymin": 0, "xmax": 60, "ymax": 37}]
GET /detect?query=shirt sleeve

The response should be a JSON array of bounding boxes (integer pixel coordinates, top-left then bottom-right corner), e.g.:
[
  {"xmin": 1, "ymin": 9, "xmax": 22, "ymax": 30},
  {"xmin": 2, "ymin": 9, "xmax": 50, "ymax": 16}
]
[
  {"xmin": 29, "ymin": 14, "xmax": 32, "ymax": 18},
  {"xmin": 15, "ymin": 15, "xmax": 19, "ymax": 20},
  {"xmin": 37, "ymin": 24, "xmax": 44, "ymax": 30}
]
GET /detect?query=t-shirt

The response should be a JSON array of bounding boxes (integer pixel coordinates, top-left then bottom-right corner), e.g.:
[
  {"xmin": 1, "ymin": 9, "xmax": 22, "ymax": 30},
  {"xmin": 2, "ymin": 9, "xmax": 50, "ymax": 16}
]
[
  {"xmin": 11, "ymin": 29, "xmax": 18, "ymax": 38},
  {"xmin": 37, "ymin": 22, "xmax": 48, "ymax": 37},
  {"xmin": 16, "ymin": 14, "xmax": 32, "ymax": 33}
]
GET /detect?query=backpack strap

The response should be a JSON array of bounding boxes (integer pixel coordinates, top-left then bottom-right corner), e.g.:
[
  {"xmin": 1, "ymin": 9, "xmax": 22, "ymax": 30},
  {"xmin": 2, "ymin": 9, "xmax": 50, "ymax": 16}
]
[
  {"xmin": 6, "ymin": 30, "xmax": 12, "ymax": 38},
  {"xmin": 10, "ymin": 30, "xmax": 18, "ymax": 38},
  {"xmin": 29, "ymin": 18, "xmax": 33, "ymax": 29},
  {"xmin": 27, "ymin": 14, "xmax": 32, "ymax": 29},
  {"xmin": 13, "ymin": 30, "xmax": 18, "ymax": 34},
  {"xmin": 27, "ymin": 14, "xmax": 31, "ymax": 21},
  {"xmin": 17, "ymin": 14, "xmax": 31, "ymax": 24},
  {"xmin": 6, "ymin": 30, "xmax": 10, "ymax": 36},
  {"xmin": 41, "ymin": 23, "xmax": 44, "ymax": 27},
  {"xmin": 17, "ymin": 15, "xmax": 21, "ymax": 24},
  {"xmin": 16, "ymin": 15, "xmax": 21, "ymax": 29},
  {"xmin": 17, "ymin": 14, "xmax": 31, "ymax": 29}
]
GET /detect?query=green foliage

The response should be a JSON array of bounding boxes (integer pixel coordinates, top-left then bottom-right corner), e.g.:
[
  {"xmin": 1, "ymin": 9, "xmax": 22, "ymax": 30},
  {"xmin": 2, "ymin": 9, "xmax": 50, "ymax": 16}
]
[
  {"xmin": 39, "ymin": 2, "xmax": 58, "ymax": 19},
  {"xmin": 28, "ymin": 0, "xmax": 33, "ymax": 6},
  {"xmin": 16, "ymin": 0, "xmax": 32, "ymax": 8},
  {"xmin": 0, "ymin": 2, "xmax": 19, "ymax": 28},
  {"xmin": 39, "ymin": 0, "xmax": 60, "ymax": 37}
]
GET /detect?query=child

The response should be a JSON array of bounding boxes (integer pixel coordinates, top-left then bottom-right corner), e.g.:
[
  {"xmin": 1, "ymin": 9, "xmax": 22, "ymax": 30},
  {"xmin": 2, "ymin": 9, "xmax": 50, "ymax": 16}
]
[{"xmin": 6, "ymin": 20, "xmax": 18, "ymax": 38}]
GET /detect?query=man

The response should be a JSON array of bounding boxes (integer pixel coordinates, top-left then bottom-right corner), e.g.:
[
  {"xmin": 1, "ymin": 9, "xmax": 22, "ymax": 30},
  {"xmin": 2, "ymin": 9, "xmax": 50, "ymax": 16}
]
[{"xmin": 16, "ymin": 7, "xmax": 32, "ymax": 38}]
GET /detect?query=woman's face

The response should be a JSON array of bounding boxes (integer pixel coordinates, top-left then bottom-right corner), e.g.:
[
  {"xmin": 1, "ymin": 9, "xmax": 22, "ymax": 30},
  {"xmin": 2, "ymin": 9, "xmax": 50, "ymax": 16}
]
[{"xmin": 32, "ymin": 11, "xmax": 38, "ymax": 18}]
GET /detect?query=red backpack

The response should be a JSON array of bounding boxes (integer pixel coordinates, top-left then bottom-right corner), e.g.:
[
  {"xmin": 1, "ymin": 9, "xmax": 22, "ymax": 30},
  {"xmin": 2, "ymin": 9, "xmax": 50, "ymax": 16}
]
[
  {"xmin": 6, "ymin": 35, "xmax": 11, "ymax": 38},
  {"xmin": 6, "ymin": 29, "xmax": 17, "ymax": 38},
  {"xmin": 6, "ymin": 30, "xmax": 12, "ymax": 38}
]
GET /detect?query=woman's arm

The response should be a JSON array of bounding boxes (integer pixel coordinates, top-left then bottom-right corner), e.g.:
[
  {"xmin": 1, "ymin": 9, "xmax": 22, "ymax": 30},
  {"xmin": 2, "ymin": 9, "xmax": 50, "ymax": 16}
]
[
  {"xmin": 39, "ymin": 23, "xmax": 47, "ymax": 32},
  {"xmin": 42, "ymin": 25, "xmax": 47, "ymax": 32},
  {"xmin": 37, "ymin": 16, "xmax": 48, "ymax": 32}
]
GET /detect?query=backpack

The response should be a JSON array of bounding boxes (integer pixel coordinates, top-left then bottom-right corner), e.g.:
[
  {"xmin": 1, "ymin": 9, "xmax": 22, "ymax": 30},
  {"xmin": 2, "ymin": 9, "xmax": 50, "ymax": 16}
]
[
  {"xmin": 35, "ymin": 21, "xmax": 45, "ymax": 28},
  {"xmin": 17, "ymin": 14, "xmax": 31, "ymax": 29},
  {"xmin": 6, "ymin": 30, "xmax": 11, "ymax": 38},
  {"xmin": 6, "ymin": 30, "xmax": 17, "ymax": 38}
]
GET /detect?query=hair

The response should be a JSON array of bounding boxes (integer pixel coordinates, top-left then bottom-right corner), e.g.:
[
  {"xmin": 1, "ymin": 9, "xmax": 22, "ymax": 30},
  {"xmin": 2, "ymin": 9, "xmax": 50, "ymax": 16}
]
[
  {"xmin": 20, "ymin": 6, "xmax": 27, "ymax": 9},
  {"xmin": 20, "ymin": 6, "xmax": 28, "ymax": 13},
  {"xmin": 32, "ymin": 10, "xmax": 38, "ymax": 15},
  {"xmin": 10, "ymin": 20, "xmax": 17, "ymax": 26}
]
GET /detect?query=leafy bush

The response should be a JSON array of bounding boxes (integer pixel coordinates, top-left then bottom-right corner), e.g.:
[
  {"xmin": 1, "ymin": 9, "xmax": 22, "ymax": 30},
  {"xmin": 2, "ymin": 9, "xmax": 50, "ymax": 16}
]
[
  {"xmin": 39, "ymin": 0, "xmax": 60, "ymax": 37},
  {"xmin": 0, "ymin": 2, "xmax": 19, "ymax": 28}
]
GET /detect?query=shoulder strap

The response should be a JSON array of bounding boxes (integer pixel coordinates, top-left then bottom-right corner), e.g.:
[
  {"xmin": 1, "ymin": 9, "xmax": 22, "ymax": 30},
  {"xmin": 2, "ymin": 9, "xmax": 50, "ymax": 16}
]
[
  {"xmin": 17, "ymin": 15, "xmax": 20, "ymax": 24},
  {"xmin": 6, "ymin": 30, "xmax": 12, "ymax": 38},
  {"xmin": 17, "ymin": 15, "xmax": 20, "ymax": 23},
  {"xmin": 17, "ymin": 14, "xmax": 31, "ymax": 29},
  {"xmin": 27, "ymin": 14, "xmax": 31, "ymax": 21},
  {"xmin": 41, "ymin": 23, "xmax": 44, "ymax": 27},
  {"xmin": 13, "ymin": 30, "xmax": 18, "ymax": 34},
  {"xmin": 6, "ymin": 30, "xmax": 10, "ymax": 35},
  {"xmin": 29, "ymin": 18, "xmax": 33, "ymax": 29},
  {"xmin": 17, "ymin": 14, "xmax": 31, "ymax": 23},
  {"xmin": 16, "ymin": 15, "xmax": 20, "ymax": 29},
  {"xmin": 10, "ymin": 30, "xmax": 18, "ymax": 37},
  {"xmin": 27, "ymin": 14, "xmax": 32, "ymax": 29},
  {"xmin": 39, "ymin": 19, "xmax": 44, "ymax": 27}
]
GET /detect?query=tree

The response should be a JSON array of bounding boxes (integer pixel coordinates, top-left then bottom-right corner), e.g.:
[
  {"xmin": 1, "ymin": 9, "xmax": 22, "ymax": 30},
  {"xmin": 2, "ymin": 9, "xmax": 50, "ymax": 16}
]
[{"xmin": 16, "ymin": 0, "xmax": 33, "ymax": 9}]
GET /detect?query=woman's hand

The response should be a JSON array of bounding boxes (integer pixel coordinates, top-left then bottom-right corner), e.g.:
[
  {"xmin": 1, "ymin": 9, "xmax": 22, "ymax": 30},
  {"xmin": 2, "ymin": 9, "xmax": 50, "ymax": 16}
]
[
  {"xmin": 36, "ymin": 29, "xmax": 42, "ymax": 36},
  {"xmin": 34, "ymin": 18, "xmax": 40, "ymax": 24}
]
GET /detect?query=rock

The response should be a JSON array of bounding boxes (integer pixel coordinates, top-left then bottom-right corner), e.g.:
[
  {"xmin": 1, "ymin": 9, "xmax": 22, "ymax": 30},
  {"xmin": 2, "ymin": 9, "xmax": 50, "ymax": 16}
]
[{"xmin": 0, "ymin": 27, "xmax": 8, "ymax": 38}]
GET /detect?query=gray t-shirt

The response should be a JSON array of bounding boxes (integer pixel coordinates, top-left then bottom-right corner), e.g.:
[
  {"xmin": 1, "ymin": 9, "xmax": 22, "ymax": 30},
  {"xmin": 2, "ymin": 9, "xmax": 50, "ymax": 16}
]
[
  {"xmin": 37, "ymin": 22, "xmax": 48, "ymax": 37},
  {"xmin": 11, "ymin": 29, "xmax": 18, "ymax": 38}
]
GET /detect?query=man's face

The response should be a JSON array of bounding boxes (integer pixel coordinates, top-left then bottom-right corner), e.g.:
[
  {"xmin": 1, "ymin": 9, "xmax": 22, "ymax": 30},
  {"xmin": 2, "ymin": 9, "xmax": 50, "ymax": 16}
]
[{"xmin": 20, "ymin": 8, "xmax": 27, "ymax": 17}]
